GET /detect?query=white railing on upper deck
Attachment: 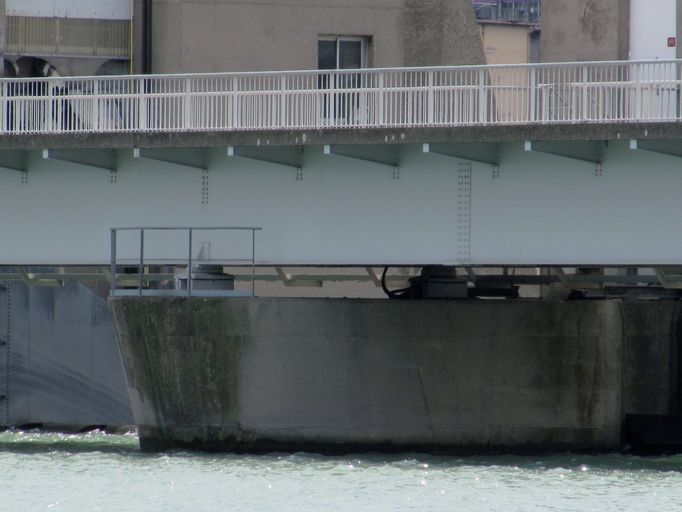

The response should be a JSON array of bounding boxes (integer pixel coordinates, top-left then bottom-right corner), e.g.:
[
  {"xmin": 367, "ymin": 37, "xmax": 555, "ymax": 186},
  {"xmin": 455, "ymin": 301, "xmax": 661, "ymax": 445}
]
[{"xmin": 1, "ymin": 59, "xmax": 681, "ymax": 134}]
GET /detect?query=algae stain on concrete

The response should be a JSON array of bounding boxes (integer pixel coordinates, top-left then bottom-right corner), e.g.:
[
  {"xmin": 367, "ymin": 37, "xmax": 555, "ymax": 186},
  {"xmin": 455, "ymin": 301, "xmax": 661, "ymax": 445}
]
[{"xmin": 113, "ymin": 299, "xmax": 243, "ymax": 429}]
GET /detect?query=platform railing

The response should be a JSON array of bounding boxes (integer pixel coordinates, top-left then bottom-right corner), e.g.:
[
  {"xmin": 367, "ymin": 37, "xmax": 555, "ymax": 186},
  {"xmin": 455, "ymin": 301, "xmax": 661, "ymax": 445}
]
[
  {"xmin": 2, "ymin": 60, "xmax": 681, "ymax": 134},
  {"xmin": 109, "ymin": 226, "xmax": 262, "ymax": 298}
]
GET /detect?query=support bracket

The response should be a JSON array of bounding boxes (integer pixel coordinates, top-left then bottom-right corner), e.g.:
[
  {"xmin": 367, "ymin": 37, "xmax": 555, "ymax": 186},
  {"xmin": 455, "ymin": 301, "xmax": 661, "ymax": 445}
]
[
  {"xmin": 654, "ymin": 268, "xmax": 682, "ymax": 289},
  {"xmin": 423, "ymin": 142, "xmax": 500, "ymax": 166},
  {"xmin": 275, "ymin": 267, "xmax": 323, "ymax": 287},
  {"xmin": 324, "ymin": 144, "xmax": 400, "ymax": 170},
  {"xmin": 525, "ymin": 140, "xmax": 605, "ymax": 164},
  {"xmin": 43, "ymin": 148, "xmax": 117, "ymax": 171},
  {"xmin": 0, "ymin": 150, "xmax": 28, "ymax": 172},
  {"xmin": 629, "ymin": 139, "xmax": 682, "ymax": 159},
  {"xmin": 134, "ymin": 147, "xmax": 208, "ymax": 170},
  {"xmin": 227, "ymin": 145, "xmax": 303, "ymax": 170}
]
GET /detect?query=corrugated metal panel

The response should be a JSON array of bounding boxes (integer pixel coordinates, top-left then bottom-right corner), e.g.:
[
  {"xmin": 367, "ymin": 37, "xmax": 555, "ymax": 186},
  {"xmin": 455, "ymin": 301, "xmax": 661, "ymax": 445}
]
[
  {"xmin": 7, "ymin": 16, "xmax": 130, "ymax": 59},
  {"xmin": 7, "ymin": 0, "xmax": 131, "ymax": 21}
]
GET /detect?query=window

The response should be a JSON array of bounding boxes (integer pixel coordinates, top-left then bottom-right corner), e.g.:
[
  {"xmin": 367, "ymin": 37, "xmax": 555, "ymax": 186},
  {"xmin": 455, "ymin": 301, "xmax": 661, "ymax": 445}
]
[
  {"xmin": 318, "ymin": 37, "xmax": 367, "ymax": 70},
  {"xmin": 318, "ymin": 37, "xmax": 369, "ymax": 124}
]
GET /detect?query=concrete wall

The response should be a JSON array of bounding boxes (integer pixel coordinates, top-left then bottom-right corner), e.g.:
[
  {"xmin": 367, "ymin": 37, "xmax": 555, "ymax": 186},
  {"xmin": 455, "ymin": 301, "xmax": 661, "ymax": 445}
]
[
  {"xmin": 540, "ymin": 0, "xmax": 629, "ymax": 62},
  {"xmin": 112, "ymin": 297, "xmax": 650, "ymax": 453},
  {"xmin": 144, "ymin": 0, "xmax": 484, "ymax": 74}
]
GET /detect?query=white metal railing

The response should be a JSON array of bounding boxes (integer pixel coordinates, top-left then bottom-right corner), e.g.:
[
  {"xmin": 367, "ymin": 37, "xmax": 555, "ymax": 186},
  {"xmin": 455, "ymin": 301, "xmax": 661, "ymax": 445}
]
[{"xmin": 2, "ymin": 59, "xmax": 682, "ymax": 134}]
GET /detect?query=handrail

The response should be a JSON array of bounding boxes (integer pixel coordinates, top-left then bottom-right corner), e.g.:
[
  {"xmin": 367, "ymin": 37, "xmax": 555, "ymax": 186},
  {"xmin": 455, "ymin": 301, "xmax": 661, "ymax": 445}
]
[
  {"xmin": 110, "ymin": 226, "xmax": 262, "ymax": 298},
  {"xmin": 2, "ymin": 59, "xmax": 682, "ymax": 134}
]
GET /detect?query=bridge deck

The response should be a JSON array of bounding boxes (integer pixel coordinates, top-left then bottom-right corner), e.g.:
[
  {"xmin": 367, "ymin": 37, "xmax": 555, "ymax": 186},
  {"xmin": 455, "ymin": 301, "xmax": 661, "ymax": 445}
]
[{"xmin": 1, "ymin": 60, "xmax": 682, "ymax": 268}]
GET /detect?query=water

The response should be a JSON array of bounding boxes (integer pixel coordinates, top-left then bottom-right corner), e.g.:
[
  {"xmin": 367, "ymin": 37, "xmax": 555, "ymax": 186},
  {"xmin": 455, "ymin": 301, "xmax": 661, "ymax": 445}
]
[{"xmin": 2, "ymin": 431, "xmax": 682, "ymax": 512}]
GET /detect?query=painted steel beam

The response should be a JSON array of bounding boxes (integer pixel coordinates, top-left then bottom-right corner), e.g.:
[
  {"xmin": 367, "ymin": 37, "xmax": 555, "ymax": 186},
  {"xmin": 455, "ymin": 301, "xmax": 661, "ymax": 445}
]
[
  {"xmin": 227, "ymin": 146, "xmax": 303, "ymax": 170},
  {"xmin": 133, "ymin": 147, "xmax": 208, "ymax": 170},
  {"xmin": 43, "ymin": 148, "xmax": 117, "ymax": 171},
  {"xmin": 525, "ymin": 140, "xmax": 606, "ymax": 164},
  {"xmin": 629, "ymin": 139, "xmax": 682, "ymax": 158},
  {"xmin": 423, "ymin": 142, "xmax": 500, "ymax": 165},
  {"xmin": 0, "ymin": 150, "xmax": 28, "ymax": 172},
  {"xmin": 5, "ymin": 140, "xmax": 682, "ymax": 266},
  {"xmin": 324, "ymin": 144, "xmax": 400, "ymax": 169}
]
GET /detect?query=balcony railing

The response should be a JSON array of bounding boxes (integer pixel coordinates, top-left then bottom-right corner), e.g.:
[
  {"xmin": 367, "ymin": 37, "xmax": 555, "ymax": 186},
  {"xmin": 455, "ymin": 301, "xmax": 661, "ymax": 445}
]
[{"xmin": 0, "ymin": 60, "xmax": 681, "ymax": 135}]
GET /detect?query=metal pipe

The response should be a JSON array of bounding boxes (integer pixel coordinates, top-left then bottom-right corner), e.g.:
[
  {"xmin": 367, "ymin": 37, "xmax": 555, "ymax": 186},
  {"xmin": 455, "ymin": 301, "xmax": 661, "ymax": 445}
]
[
  {"xmin": 110, "ymin": 229, "xmax": 117, "ymax": 296},
  {"xmin": 139, "ymin": 229, "xmax": 144, "ymax": 296},
  {"xmin": 251, "ymin": 229, "xmax": 256, "ymax": 297},
  {"xmin": 188, "ymin": 228, "xmax": 192, "ymax": 296},
  {"xmin": 143, "ymin": 0, "xmax": 153, "ymax": 74}
]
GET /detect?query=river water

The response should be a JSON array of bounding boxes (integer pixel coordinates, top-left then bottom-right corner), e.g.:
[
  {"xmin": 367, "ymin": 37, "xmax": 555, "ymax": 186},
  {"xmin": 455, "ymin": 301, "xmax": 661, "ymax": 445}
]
[{"xmin": 2, "ymin": 431, "xmax": 682, "ymax": 511}]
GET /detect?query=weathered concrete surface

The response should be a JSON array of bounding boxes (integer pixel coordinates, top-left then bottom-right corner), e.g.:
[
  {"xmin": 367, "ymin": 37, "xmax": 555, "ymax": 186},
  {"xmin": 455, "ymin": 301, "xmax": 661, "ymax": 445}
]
[
  {"xmin": 402, "ymin": 0, "xmax": 485, "ymax": 66},
  {"xmin": 621, "ymin": 301, "xmax": 682, "ymax": 417},
  {"xmin": 6, "ymin": 122, "xmax": 682, "ymax": 152},
  {"xmin": 146, "ymin": 0, "xmax": 483, "ymax": 74},
  {"xmin": 112, "ymin": 297, "xmax": 632, "ymax": 453},
  {"xmin": 541, "ymin": 0, "xmax": 630, "ymax": 62}
]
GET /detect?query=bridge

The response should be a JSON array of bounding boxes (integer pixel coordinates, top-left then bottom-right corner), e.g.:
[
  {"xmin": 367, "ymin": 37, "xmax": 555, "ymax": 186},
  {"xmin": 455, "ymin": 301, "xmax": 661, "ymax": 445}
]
[{"xmin": 1, "ymin": 59, "xmax": 682, "ymax": 273}]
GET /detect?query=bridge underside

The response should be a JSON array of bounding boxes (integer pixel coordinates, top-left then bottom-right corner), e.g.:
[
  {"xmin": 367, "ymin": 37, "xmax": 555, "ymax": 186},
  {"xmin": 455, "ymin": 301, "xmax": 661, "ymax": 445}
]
[{"xmin": 2, "ymin": 125, "xmax": 682, "ymax": 267}]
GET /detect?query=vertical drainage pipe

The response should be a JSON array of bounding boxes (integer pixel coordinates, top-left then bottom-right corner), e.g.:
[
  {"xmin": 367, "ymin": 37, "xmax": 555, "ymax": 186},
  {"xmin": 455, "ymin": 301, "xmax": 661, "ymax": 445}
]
[{"xmin": 143, "ymin": 0, "xmax": 153, "ymax": 74}]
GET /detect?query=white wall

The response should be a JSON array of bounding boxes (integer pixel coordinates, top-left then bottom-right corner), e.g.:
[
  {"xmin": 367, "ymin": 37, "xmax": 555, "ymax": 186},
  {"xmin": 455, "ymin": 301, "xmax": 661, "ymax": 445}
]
[
  {"xmin": 630, "ymin": 0, "xmax": 677, "ymax": 60},
  {"xmin": 6, "ymin": 0, "xmax": 132, "ymax": 20}
]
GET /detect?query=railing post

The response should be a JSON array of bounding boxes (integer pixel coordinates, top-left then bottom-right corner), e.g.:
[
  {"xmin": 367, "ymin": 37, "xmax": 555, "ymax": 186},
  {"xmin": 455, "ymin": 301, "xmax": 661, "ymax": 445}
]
[
  {"xmin": 188, "ymin": 228, "xmax": 193, "ymax": 297},
  {"xmin": 1, "ymin": 81, "xmax": 7, "ymax": 134},
  {"xmin": 529, "ymin": 66, "xmax": 537, "ymax": 122},
  {"xmin": 581, "ymin": 65, "xmax": 589, "ymax": 121},
  {"xmin": 139, "ymin": 229, "xmax": 144, "ymax": 296},
  {"xmin": 46, "ymin": 81, "xmax": 53, "ymax": 132},
  {"xmin": 184, "ymin": 77, "xmax": 192, "ymax": 130},
  {"xmin": 231, "ymin": 77, "xmax": 239, "ymax": 129},
  {"xmin": 427, "ymin": 71, "xmax": 434, "ymax": 125},
  {"xmin": 92, "ymin": 79, "xmax": 99, "ymax": 131},
  {"xmin": 478, "ymin": 68, "xmax": 487, "ymax": 124},
  {"xmin": 377, "ymin": 72, "xmax": 384, "ymax": 126},
  {"xmin": 110, "ymin": 229, "xmax": 117, "ymax": 297},
  {"xmin": 280, "ymin": 75, "xmax": 287, "ymax": 128},
  {"xmin": 138, "ymin": 77, "xmax": 147, "ymax": 131}
]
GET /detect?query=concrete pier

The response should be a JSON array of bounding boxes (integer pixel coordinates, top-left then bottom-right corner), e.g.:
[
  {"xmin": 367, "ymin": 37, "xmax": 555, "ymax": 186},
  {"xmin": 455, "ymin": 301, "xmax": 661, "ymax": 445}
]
[{"xmin": 110, "ymin": 297, "xmax": 682, "ymax": 453}]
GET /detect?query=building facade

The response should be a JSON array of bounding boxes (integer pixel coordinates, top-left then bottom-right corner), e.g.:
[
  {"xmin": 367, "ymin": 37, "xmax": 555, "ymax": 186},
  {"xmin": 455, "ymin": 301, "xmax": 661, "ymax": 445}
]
[{"xmin": 132, "ymin": 0, "xmax": 485, "ymax": 74}]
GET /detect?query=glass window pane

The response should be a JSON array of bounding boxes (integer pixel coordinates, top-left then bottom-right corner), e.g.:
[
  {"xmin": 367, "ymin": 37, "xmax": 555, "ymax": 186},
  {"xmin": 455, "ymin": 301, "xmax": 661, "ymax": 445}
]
[
  {"xmin": 338, "ymin": 41, "xmax": 362, "ymax": 69},
  {"xmin": 318, "ymin": 40, "xmax": 337, "ymax": 70}
]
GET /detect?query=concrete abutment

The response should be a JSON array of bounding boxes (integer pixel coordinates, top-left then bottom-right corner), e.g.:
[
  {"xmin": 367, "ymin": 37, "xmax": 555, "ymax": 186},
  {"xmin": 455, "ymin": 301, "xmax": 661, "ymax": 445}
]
[{"xmin": 110, "ymin": 297, "xmax": 682, "ymax": 453}]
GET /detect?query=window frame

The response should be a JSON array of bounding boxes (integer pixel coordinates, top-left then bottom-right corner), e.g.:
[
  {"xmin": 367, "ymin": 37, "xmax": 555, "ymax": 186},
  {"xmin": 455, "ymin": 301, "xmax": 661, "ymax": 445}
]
[{"xmin": 318, "ymin": 35, "xmax": 368, "ymax": 70}]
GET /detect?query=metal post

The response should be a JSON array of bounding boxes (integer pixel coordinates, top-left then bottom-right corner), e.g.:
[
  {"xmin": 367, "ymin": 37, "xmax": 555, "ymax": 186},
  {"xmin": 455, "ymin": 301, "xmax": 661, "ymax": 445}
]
[
  {"xmin": 251, "ymin": 229, "xmax": 256, "ymax": 297},
  {"xmin": 110, "ymin": 229, "xmax": 117, "ymax": 296},
  {"xmin": 280, "ymin": 75, "xmax": 287, "ymax": 128},
  {"xmin": 427, "ymin": 71, "xmax": 434, "ymax": 125},
  {"xmin": 92, "ymin": 79, "xmax": 99, "ymax": 131},
  {"xmin": 139, "ymin": 229, "xmax": 144, "ymax": 296},
  {"xmin": 231, "ymin": 77, "xmax": 239, "ymax": 129},
  {"xmin": 139, "ymin": 77, "xmax": 148, "ymax": 131},
  {"xmin": 582, "ymin": 65, "xmax": 589, "ymax": 121},
  {"xmin": 478, "ymin": 68, "xmax": 487, "ymax": 124},
  {"xmin": 377, "ymin": 72, "xmax": 384, "ymax": 126},
  {"xmin": 1, "ymin": 81, "xmax": 7, "ymax": 134},
  {"xmin": 46, "ymin": 81, "xmax": 53, "ymax": 132},
  {"xmin": 188, "ymin": 229, "xmax": 193, "ymax": 296},
  {"xmin": 529, "ymin": 67, "xmax": 537, "ymax": 122},
  {"xmin": 184, "ymin": 77, "xmax": 192, "ymax": 130}
]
